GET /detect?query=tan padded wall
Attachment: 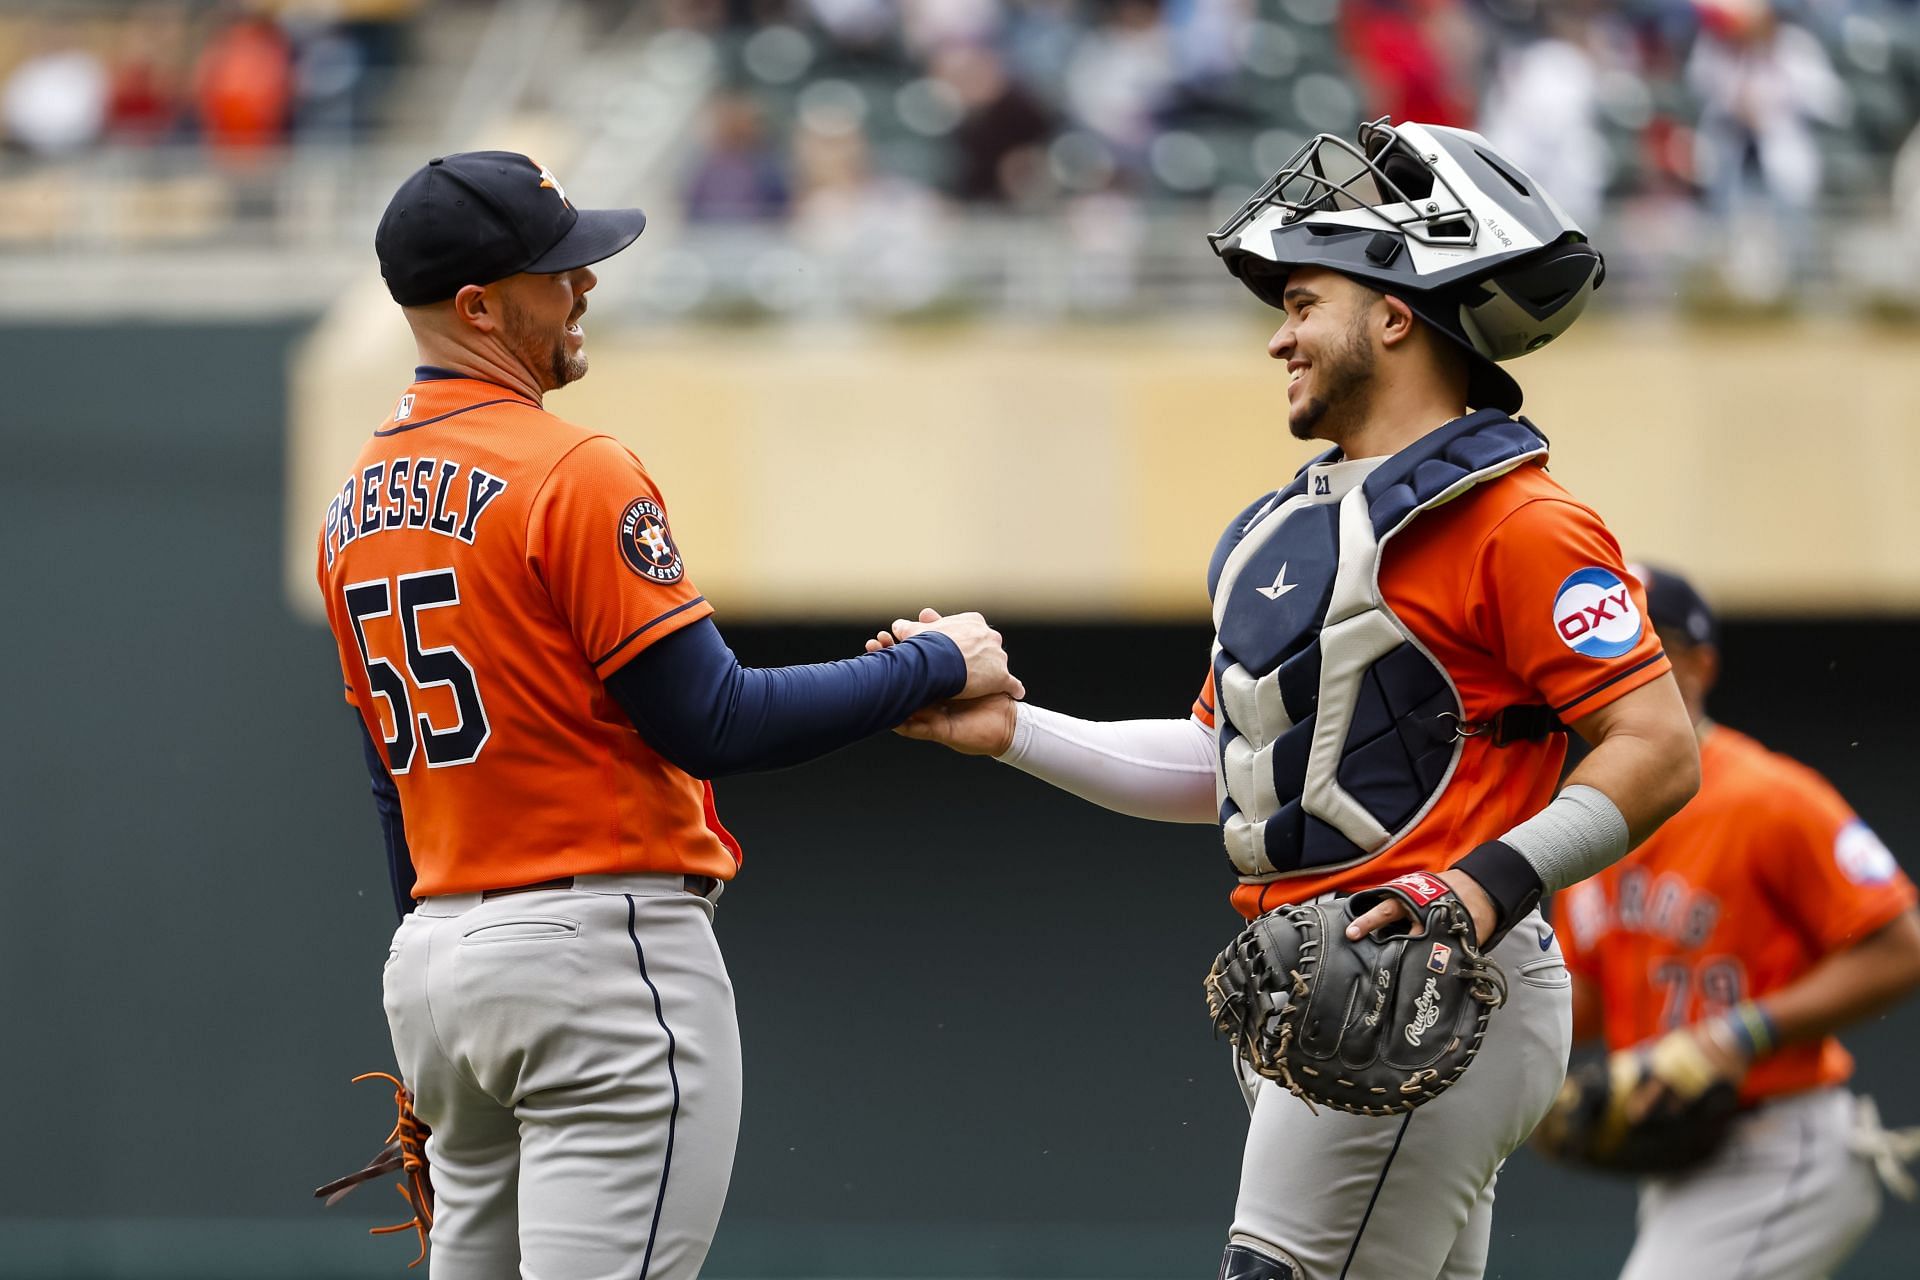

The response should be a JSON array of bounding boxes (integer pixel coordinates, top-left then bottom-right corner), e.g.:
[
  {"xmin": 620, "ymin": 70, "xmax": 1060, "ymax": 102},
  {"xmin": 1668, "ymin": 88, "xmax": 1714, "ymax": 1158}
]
[{"xmin": 287, "ymin": 319, "xmax": 1920, "ymax": 621}]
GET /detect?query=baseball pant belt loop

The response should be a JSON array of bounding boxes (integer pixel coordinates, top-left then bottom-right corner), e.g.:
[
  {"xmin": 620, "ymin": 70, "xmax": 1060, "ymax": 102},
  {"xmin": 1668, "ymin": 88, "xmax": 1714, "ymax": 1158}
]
[{"xmin": 417, "ymin": 872, "xmax": 721, "ymax": 917}]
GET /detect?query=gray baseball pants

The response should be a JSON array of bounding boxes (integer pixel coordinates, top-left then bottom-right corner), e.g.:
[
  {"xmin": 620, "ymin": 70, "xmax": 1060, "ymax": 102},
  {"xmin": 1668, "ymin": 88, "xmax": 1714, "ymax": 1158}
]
[
  {"xmin": 1228, "ymin": 911, "xmax": 1573, "ymax": 1280},
  {"xmin": 1620, "ymin": 1087, "xmax": 1881, "ymax": 1280},
  {"xmin": 382, "ymin": 873, "xmax": 742, "ymax": 1280}
]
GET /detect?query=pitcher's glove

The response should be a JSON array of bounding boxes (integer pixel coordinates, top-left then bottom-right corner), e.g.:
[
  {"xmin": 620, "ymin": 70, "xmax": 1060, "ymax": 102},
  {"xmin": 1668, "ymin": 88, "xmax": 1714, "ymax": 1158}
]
[
  {"xmin": 1205, "ymin": 872, "xmax": 1507, "ymax": 1116},
  {"xmin": 1532, "ymin": 1031, "xmax": 1741, "ymax": 1175},
  {"xmin": 314, "ymin": 1071, "xmax": 435, "ymax": 1267}
]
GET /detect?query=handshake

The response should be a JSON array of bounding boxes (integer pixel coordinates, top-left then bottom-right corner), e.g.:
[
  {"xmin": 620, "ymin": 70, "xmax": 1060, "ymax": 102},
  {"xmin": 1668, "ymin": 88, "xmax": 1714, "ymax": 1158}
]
[{"xmin": 866, "ymin": 608, "xmax": 1025, "ymax": 757}]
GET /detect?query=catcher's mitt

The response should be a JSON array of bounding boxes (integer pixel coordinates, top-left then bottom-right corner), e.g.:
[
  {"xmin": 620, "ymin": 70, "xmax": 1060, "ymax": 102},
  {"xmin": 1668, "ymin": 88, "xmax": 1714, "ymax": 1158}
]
[
  {"xmin": 314, "ymin": 1071, "xmax": 435, "ymax": 1267},
  {"xmin": 1205, "ymin": 871, "xmax": 1507, "ymax": 1116},
  {"xmin": 1532, "ymin": 1030, "xmax": 1741, "ymax": 1175}
]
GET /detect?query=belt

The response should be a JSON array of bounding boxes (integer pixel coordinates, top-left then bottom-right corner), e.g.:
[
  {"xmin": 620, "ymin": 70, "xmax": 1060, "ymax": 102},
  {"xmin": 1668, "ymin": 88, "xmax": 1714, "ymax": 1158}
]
[{"xmin": 480, "ymin": 875, "xmax": 721, "ymax": 901}]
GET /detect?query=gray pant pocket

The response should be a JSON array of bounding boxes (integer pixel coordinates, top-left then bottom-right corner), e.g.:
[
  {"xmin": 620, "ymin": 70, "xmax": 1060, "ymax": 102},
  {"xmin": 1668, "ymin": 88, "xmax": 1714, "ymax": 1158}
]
[
  {"xmin": 1515, "ymin": 955, "xmax": 1570, "ymax": 989},
  {"xmin": 459, "ymin": 918, "xmax": 580, "ymax": 944}
]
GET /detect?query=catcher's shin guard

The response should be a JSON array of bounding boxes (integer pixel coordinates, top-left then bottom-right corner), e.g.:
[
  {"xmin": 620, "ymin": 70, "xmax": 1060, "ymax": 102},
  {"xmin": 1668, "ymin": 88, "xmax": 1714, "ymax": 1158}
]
[{"xmin": 1219, "ymin": 1242, "xmax": 1301, "ymax": 1280}]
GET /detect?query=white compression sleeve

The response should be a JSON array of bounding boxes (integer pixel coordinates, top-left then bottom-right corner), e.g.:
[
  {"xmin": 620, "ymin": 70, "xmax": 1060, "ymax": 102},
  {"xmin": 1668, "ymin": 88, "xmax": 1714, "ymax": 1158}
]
[{"xmin": 993, "ymin": 703, "xmax": 1219, "ymax": 824}]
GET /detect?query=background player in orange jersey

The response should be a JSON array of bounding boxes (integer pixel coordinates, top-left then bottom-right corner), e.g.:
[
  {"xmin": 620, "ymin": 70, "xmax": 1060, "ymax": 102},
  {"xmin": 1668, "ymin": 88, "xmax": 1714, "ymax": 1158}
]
[
  {"xmin": 318, "ymin": 151, "xmax": 1021, "ymax": 1279},
  {"xmin": 877, "ymin": 120, "xmax": 1701, "ymax": 1279},
  {"xmin": 1553, "ymin": 564, "xmax": 1920, "ymax": 1280}
]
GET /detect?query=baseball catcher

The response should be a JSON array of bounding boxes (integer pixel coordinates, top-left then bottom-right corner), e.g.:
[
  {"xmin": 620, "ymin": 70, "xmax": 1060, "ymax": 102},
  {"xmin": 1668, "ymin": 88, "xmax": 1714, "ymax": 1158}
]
[
  {"xmin": 892, "ymin": 115, "xmax": 1703, "ymax": 1278},
  {"xmin": 1206, "ymin": 872, "xmax": 1508, "ymax": 1115}
]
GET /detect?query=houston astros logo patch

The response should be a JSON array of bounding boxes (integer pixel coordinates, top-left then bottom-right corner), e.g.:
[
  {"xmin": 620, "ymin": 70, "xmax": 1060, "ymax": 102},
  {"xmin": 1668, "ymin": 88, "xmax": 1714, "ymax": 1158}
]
[
  {"xmin": 1552, "ymin": 567, "xmax": 1642, "ymax": 658},
  {"xmin": 534, "ymin": 159, "xmax": 570, "ymax": 208},
  {"xmin": 619, "ymin": 498, "xmax": 683, "ymax": 583},
  {"xmin": 1835, "ymin": 820, "xmax": 1899, "ymax": 885}
]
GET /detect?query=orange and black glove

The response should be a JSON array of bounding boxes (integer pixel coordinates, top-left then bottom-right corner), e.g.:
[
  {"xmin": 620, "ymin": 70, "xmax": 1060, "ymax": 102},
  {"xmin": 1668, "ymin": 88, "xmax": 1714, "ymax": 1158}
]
[{"xmin": 314, "ymin": 1071, "xmax": 434, "ymax": 1267}]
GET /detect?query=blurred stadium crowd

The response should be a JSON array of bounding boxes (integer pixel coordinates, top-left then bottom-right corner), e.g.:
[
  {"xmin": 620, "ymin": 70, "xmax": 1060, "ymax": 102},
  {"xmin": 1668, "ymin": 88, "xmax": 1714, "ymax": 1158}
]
[
  {"xmin": 673, "ymin": 0, "xmax": 1906, "ymax": 223},
  {"xmin": 8, "ymin": 0, "xmax": 1920, "ymax": 313},
  {"xmin": 654, "ymin": 0, "xmax": 1920, "ymax": 313},
  {"xmin": 0, "ymin": 1, "xmax": 415, "ymax": 155}
]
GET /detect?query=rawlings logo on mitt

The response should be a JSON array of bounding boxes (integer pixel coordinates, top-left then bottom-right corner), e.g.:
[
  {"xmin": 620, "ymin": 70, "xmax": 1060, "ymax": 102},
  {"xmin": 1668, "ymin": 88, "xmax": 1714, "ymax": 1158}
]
[{"xmin": 1204, "ymin": 874, "xmax": 1507, "ymax": 1116}]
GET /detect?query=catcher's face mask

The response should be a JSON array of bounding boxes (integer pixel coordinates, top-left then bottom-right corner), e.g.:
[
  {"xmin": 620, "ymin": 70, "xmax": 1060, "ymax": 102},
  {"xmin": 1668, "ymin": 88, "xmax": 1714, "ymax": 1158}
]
[{"xmin": 1207, "ymin": 118, "xmax": 1479, "ymax": 258}]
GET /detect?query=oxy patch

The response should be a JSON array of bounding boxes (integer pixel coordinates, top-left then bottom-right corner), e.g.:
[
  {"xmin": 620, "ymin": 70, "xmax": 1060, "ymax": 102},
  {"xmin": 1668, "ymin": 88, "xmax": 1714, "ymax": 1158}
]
[
  {"xmin": 1552, "ymin": 566, "xmax": 1643, "ymax": 658},
  {"xmin": 1835, "ymin": 820, "xmax": 1899, "ymax": 886},
  {"xmin": 619, "ymin": 497, "xmax": 684, "ymax": 583}
]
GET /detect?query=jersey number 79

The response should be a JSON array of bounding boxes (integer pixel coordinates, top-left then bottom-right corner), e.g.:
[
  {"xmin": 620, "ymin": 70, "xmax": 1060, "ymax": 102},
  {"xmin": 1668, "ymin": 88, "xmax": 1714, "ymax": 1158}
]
[{"xmin": 343, "ymin": 568, "xmax": 491, "ymax": 772}]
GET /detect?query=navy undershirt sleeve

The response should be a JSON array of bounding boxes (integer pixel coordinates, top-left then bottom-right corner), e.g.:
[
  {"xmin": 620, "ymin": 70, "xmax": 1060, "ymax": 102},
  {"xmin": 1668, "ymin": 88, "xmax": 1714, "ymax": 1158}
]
[
  {"xmin": 603, "ymin": 617, "xmax": 968, "ymax": 778},
  {"xmin": 357, "ymin": 717, "xmax": 418, "ymax": 920}
]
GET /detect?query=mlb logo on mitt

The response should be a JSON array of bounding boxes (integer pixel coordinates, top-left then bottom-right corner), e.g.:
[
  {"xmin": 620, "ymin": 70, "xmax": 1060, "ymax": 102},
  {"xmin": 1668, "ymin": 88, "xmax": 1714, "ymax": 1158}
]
[{"xmin": 1427, "ymin": 942, "xmax": 1452, "ymax": 974}]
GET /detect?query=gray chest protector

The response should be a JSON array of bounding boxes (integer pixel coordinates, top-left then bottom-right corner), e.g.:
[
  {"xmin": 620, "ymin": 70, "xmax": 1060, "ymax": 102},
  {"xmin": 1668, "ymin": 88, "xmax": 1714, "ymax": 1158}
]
[{"xmin": 1207, "ymin": 410, "xmax": 1553, "ymax": 883}]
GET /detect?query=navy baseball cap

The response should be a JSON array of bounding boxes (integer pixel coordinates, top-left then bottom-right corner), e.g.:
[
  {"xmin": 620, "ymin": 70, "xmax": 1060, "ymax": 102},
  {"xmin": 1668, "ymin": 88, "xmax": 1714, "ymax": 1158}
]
[
  {"xmin": 1629, "ymin": 563, "xmax": 1719, "ymax": 649},
  {"xmin": 376, "ymin": 151, "xmax": 647, "ymax": 307}
]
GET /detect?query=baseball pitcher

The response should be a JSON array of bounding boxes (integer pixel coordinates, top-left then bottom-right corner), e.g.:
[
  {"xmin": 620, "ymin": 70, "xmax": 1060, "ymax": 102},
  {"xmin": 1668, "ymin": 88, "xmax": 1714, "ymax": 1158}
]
[{"xmin": 316, "ymin": 151, "xmax": 1020, "ymax": 1278}]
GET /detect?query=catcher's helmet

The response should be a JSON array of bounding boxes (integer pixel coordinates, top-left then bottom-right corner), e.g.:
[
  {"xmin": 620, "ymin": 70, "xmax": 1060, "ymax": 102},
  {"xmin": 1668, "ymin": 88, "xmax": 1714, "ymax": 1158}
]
[{"xmin": 1208, "ymin": 118, "xmax": 1604, "ymax": 412}]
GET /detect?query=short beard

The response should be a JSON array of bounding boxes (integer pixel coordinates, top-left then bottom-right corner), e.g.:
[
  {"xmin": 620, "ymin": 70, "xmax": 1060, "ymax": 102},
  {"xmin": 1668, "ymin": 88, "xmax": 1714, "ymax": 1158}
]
[
  {"xmin": 502, "ymin": 297, "xmax": 588, "ymax": 391},
  {"xmin": 1290, "ymin": 304, "xmax": 1377, "ymax": 442}
]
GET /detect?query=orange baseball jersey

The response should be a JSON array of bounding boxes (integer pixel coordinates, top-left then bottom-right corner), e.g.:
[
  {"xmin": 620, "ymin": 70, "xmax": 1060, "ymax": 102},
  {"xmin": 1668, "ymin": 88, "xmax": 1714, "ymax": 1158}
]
[
  {"xmin": 316, "ymin": 373, "xmax": 741, "ymax": 898},
  {"xmin": 1555, "ymin": 725, "xmax": 1916, "ymax": 1103},
  {"xmin": 1194, "ymin": 461, "xmax": 1670, "ymax": 918}
]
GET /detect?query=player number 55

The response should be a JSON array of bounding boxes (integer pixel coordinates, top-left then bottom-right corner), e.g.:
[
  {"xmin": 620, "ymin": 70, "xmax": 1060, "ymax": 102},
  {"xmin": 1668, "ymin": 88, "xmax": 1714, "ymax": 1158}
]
[{"xmin": 343, "ymin": 568, "xmax": 491, "ymax": 772}]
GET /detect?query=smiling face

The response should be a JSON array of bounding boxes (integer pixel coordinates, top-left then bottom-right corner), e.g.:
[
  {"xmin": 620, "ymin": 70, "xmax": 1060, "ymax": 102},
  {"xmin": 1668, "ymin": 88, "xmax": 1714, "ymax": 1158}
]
[
  {"xmin": 494, "ymin": 265, "xmax": 596, "ymax": 392},
  {"xmin": 1266, "ymin": 265, "xmax": 1384, "ymax": 443}
]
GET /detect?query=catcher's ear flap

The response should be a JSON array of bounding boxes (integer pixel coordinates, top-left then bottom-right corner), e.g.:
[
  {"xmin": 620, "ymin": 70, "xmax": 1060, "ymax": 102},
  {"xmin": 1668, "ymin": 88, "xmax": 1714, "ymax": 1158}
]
[{"xmin": 1236, "ymin": 259, "xmax": 1290, "ymax": 309}]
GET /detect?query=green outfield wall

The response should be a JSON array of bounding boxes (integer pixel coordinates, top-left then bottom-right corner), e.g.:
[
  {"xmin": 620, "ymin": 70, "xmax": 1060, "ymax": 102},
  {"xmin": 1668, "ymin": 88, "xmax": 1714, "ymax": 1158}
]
[{"xmin": 3, "ymin": 322, "xmax": 1915, "ymax": 1279}]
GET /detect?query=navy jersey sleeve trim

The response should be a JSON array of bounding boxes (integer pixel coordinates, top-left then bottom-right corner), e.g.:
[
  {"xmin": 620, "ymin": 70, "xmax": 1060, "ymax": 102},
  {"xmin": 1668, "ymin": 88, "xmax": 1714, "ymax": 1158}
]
[
  {"xmin": 374, "ymin": 398, "xmax": 522, "ymax": 437},
  {"xmin": 592, "ymin": 598, "xmax": 710, "ymax": 671},
  {"xmin": 357, "ymin": 717, "xmax": 418, "ymax": 919},
  {"xmin": 1551, "ymin": 651, "xmax": 1667, "ymax": 718},
  {"xmin": 603, "ymin": 617, "xmax": 968, "ymax": 778}
]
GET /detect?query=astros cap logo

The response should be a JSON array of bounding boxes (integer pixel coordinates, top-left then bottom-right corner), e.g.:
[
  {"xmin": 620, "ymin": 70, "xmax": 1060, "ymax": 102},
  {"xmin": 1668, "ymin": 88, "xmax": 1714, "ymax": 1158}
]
[
  {"xmin": 534, "ymin": 160, "xmax": 570, "ymax": 209},
  {"xmin": 619, "ymin": 497, "xmax": 683, "ymax": 583},
  {"xmin": 1552, "ymin": 567, "xmax": 1643, "ymax": 658}
]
